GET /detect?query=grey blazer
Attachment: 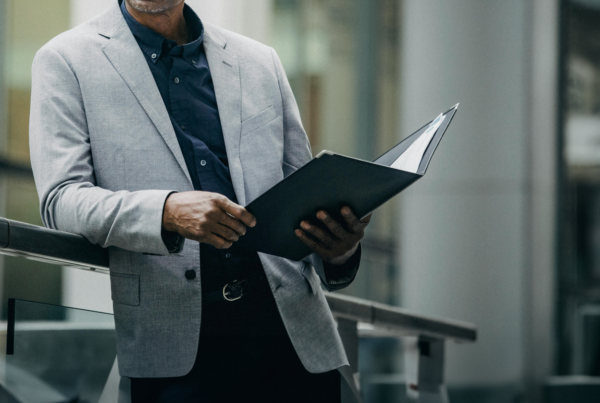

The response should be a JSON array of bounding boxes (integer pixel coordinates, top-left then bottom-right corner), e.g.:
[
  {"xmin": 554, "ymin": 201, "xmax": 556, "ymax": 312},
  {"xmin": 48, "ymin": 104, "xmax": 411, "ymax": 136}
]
[{"xmin": 29, "ymin": 1, "xmax": 350, "ymax": 377}]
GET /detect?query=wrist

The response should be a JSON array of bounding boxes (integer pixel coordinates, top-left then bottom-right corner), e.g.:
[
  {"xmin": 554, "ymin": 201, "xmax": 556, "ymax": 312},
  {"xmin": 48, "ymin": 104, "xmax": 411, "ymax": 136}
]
[
  {"xmin": 162, "ymin": 192, "xmax": 179, "ymax": 233},
  {"xmin": 326, "ymin": 244, "xmax": 358, "ymax": 265}
]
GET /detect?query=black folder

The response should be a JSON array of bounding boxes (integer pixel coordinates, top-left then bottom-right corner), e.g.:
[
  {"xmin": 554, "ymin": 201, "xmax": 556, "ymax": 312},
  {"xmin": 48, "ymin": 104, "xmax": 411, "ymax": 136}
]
[{"xmin": 239, "ymin": 104, "xmax": 459, "ymax": 260}]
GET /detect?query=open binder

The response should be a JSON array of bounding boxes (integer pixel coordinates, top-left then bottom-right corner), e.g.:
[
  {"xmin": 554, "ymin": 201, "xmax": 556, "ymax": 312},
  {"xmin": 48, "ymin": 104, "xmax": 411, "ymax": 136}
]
[{"xmin": 239, "ymin": 104, "xmax": 459, "ymax": 260}]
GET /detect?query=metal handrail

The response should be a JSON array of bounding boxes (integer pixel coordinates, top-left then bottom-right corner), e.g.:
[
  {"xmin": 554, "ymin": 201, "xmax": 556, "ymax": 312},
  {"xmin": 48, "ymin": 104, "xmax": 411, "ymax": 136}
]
[
  {"xmin": 328, "ymin": 293, "xmax": 476, "ymax": 342},
  {"xmin": 0, "ymin": 218, "xmax": 108, "ymax": 271},
  {"xmin": 0, "ymin": 217, "xmax": 476, "ymax": 342}
]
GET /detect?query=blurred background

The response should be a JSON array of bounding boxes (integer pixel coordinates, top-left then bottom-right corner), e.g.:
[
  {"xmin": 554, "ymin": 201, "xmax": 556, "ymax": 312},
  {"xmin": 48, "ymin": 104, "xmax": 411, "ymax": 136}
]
[{"xmin": 0, "ymin": 0, "xmax": 598, "ymax": 402}]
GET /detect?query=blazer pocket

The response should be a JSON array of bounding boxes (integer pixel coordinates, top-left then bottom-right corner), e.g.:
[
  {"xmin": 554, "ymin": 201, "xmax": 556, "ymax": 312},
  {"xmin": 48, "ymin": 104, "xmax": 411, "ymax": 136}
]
[
  {"xmin": 241, "ymin": 105, "xmax": 277, "ymax": 137},
  {"xmin": 110, "ymin": 272, "xmax": 140, "ymax": 306}
]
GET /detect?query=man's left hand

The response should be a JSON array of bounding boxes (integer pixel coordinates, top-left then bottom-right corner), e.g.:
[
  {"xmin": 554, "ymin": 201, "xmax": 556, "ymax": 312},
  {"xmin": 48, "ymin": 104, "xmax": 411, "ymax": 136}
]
[{"xmin": 295, "ymin": 206, "xmax": 372, "ymax": 265}]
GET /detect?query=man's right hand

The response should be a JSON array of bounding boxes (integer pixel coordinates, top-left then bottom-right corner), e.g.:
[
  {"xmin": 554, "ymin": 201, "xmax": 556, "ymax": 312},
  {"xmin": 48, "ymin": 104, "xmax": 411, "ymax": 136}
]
[{"xmin": 162, "ymin": 191, "xmax": 256, "ymax": 249}]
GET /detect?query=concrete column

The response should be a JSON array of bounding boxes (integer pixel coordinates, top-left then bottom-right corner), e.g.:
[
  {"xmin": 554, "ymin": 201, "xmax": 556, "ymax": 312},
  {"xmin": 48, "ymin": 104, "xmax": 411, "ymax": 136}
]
[
  {"xmin": 188, "ymin": 0, "xmax": 272, "ymax": 44},
  {"xmin": 525, "ymin": 1, "xmax": 559, "ymax": 401},
  {"xmin": 0, "ymin": 0, "xmax": 6, "ymax": 154},
  {"xmin": 0, "ymin": 0, "xmax": 7, "ymax": 310},
  {"xmin": 70, "ymin": 0, "xmax": 113, "ymax": 26},
  {"xmin": 397, "ymin": 0, "xmax": 558, "ymax": 398}
]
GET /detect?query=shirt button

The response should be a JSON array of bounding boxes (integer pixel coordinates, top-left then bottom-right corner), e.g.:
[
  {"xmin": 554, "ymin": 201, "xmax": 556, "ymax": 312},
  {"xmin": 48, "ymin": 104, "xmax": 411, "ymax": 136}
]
[
  {"xmin": 200, "ymin": 160, "xmax": 207, "ymax": 166},
  {"xmin": 151, "ymin": 53, "xmax": 157, "ymax": 59},
  {"xmin": 181, "ymin": 125, "xmax": 186, "ymax": 130},
  {"xmin": 174, "ymin": 77, "xmax": 180, "ymax": 84},
  {"xmin": 225, "ymin": 253, "xmax": 231, "ymax": 259},
  {"xmin": 185, "ymin": 270, "xmax": 196, "ymax": 280}
]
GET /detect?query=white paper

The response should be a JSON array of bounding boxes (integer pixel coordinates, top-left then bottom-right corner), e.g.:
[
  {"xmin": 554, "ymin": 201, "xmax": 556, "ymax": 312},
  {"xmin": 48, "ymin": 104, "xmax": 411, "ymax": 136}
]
[{"xmin": 391, "ymin": 113, "xmax": 446, "ymax": 173}]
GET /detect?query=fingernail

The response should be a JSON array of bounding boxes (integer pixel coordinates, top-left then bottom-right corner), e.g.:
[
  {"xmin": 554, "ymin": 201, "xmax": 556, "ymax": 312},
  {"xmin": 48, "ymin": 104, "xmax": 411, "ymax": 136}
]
[
  {"xmin": 301, "ymin": 221, "xmax": 310, "ymax": 229},
  {"xmin": 317, "ymin": 211, "xmax": 327, "ymax": 219},
  {"xmin": 342, "ymin": 207, "xmax": 350, "ymax": 215},
  {"xmin": 251, "ymin": 220, "xmax": 257, "ymax": 227},
  {"xmin": 295, "ymin": 229, "xmax": 302, "ymax": 236}
]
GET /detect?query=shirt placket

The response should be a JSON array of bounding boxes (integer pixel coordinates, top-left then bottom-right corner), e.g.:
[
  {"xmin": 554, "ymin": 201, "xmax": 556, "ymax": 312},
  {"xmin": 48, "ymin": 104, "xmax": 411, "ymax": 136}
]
[{"xmin": 169, "ymin": 55, "xmax": 190, "ymax": 138}]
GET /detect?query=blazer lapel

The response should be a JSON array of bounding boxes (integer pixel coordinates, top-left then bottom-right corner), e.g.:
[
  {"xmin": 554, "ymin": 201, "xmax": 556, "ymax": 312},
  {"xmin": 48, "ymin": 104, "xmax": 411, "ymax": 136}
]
[
  {"xmin": 98, "ymin": 2, "xmax": 193, "ymax": 186},
  {"xmin": 203, "ymin": 26, "xmax": 247, "ymax": 206}
]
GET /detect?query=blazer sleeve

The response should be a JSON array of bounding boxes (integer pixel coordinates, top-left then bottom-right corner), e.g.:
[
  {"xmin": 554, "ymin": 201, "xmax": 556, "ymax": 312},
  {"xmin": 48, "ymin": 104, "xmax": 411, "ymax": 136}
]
[
  {"xmin": 29, "ymin": 45, "xmax": 176, "ymax": 255},
  {"xmin": 270, "ymin": 47, "xmax": 360, "ymax": 291}
]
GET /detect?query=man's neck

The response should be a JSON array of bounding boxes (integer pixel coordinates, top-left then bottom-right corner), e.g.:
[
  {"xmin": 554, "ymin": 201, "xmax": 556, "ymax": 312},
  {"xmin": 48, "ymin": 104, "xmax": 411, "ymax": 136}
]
[{"xmin": 125, "ymin": 1, "xmax": 189, "ymax": 45}]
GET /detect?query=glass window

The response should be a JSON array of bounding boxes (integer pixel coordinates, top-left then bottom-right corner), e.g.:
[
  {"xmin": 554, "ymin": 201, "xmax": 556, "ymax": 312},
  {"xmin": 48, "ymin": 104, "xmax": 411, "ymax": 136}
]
[
  {"xmin": 4, "ymin": 299, "xmax": 116, "ymax": 402},
  {"xmin": 0, "ymin": 0, "xmax": 72, "ymax": 318},
  {"xmin": 560, "ymin": 0, "xmax": 600, "ymax": 376}
]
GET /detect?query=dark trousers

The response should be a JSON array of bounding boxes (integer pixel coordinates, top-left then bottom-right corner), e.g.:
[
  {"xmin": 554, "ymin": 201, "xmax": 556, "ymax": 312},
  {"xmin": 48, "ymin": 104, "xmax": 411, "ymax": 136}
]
[{"xmin": 131, "ymin": 273, "xmax": 340, "ymax": 402}]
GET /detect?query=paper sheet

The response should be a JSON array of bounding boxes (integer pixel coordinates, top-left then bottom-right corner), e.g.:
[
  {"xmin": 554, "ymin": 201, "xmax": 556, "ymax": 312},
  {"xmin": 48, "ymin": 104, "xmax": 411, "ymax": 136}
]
[{"xmin": 391, "ymin": 113, "xmax": 446, "ymax": 173}]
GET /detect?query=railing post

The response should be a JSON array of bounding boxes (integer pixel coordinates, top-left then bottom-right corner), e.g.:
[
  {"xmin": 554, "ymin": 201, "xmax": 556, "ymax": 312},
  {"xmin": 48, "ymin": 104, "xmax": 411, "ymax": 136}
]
[
  {"xmin": 337, "ymin": 318, "xmax": 362, "ymax": 403},
  {"xmin": 338, "ymin": 318, "xmax": 359, "ymax": 373},
  {"xmin": 99, "ymin": 357, "xmax": 131, "ymax": 403},
  {"xmin": 405, "ymin": 336, "xmax": 449, "ymax": 402}
]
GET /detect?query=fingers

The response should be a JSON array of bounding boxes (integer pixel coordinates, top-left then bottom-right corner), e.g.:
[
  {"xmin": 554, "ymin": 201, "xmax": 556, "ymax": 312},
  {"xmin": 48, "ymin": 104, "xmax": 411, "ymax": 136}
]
[
  {"xmin": 218, "ymin": 210, "xmax": 247, "ymax": 236},
  {"xmin": 211, "ymin": 222, "xmax": 240, "ymax": 243},
  {"xmin": 185, "ymin": 228, "xmax": 233, "ymax": 249},
  {"xmin": 315, "ymin": 211, "xmax": 352, "ymax": 242},
  {"xmin": 295, "ymin": 229, "xmax": 329, "ymax": 257},
  {"xmin": 341, "ymin": 206, "xmax": 364, "ymax": 234},
  {"xmin": 166, "ymin": 192, "xmax": 254, "ymax": 248},
  {"xmin": 297, "ymin": 208, "xmax": 371, "ymax": 264},
  {"xmin": 300, "ymin": 221, "xmax": 336, "ymax": 249},
  {"xmin": 217, "ymin": 197, "xmax": 257, "ymax": 228},
  {"xmin": 360, "ymin": 213, "xmax": 373, "ymax": 224},
  {"xmin": 205, "ymin": 233, "xmax": 233, "ymax": 249}
]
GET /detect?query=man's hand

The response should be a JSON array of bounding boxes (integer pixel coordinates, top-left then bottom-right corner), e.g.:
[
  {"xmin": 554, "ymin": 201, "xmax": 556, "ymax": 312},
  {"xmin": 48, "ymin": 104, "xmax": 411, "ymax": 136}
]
[
  {"xmin": 162, "ymin": 191, "xmax": 256, "ymax": 249},
  {"xmin": 295, "ymin": 206, "xmax": 372, "ymax": 265}
]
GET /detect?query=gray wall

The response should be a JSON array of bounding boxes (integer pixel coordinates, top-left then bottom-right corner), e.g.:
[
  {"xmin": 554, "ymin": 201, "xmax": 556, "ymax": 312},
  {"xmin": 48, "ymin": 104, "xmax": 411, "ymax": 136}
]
[
  {"xmin": 397, "ymin": 0, "xmax": 558, "ymax": 396},
  {"xmin": 0, "ymin": 0, "xmax": 7, "ymax": 307},
  {"xmin": 0, "ymin": 0, "xmax": 7, "ymax": 158}
]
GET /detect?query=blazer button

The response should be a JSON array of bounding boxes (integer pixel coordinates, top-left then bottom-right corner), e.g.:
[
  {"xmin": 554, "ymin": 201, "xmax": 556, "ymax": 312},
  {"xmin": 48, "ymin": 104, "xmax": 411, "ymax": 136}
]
[{"xmin": 185, "ymin": 270, "xmax": 196, "ymax": 280}]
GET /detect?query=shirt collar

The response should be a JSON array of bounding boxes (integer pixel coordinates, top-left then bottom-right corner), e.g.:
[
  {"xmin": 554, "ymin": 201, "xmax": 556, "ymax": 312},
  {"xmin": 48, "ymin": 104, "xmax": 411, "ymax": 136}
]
[{"xmin": 120, "ymin": 0, "xmax": 204, "ymax": 65}]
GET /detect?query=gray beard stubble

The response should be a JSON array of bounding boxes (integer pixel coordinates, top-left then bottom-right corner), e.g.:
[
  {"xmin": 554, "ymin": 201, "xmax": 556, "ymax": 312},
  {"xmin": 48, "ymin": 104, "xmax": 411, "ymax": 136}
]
[{"xmin": 125, "ymin": 0, "xmax": 184, "ymax": 14}]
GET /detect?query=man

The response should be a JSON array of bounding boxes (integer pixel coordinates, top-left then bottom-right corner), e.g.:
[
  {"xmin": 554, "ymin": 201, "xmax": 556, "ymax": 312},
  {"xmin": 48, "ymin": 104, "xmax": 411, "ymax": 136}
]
[{"xmin": 29, "ymin": 0, "xmax": 370, "ymax": 401}]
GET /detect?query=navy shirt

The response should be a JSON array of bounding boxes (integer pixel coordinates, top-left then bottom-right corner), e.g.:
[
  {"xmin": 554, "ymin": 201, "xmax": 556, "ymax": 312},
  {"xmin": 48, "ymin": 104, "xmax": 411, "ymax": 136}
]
[
  {"xmin": 121, "ymin": 0, "xmax": 235, "ymax": 201},
  {"xmin": 121, "ymin": 2, "xmax": 360, "ymax": 290}
]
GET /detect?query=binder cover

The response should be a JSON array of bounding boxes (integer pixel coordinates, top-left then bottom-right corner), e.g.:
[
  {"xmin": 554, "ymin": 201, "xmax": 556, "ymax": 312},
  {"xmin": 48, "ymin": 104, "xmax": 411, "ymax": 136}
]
[{"xmin": 239, "ymin": 104, "xmax": 459, "ymax": 260}]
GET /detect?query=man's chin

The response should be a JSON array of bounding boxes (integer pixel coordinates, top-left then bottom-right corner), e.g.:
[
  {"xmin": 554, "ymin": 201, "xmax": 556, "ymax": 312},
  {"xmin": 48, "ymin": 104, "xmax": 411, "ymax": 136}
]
[{"xmin": 126, "ymin": 0, "xmax": 184, "ymax": 14}]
